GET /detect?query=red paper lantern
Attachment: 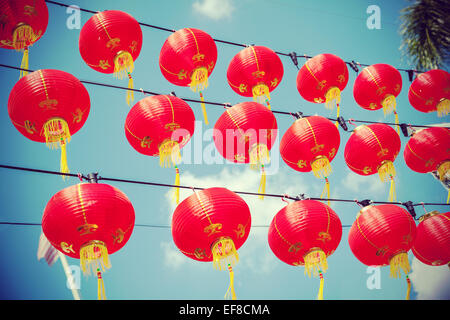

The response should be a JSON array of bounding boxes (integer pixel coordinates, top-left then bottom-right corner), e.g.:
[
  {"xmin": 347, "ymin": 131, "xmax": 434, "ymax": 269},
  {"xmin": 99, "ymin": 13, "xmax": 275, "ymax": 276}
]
[
  {"xmin": 403, "ymin": 127, "xmax": 450, "ymax": 202},
  {"xmin": 213, "ymin": 101, "xmax": 278, "ymax": 197},
  {"xmin": 408, "ymin": 69, "xmax": 450, "ymax": 117},
  {"xmin": 344, "ymin": 123, "xmax": 401, "ymax": 201},
  {"xmin": 42, "ymin": 182, "xmax": 135, "ymax": 299},
  {"xmin": 0, "ymin": 0, "xmax": 49, "ymax": 78},
  {"xmin": 79, "ymin": 10, "xmax": 143, "ymax": 105},
  {"xmin": 8, "ymin": 69, "xmax": 90, "ymax": 174},
  {"xmin": 125, "ymin": 94, "xmax": 195, "ymax": 203},
  {"xmin": 353, "ymin": 64, "xmax": 403, "ymax": 129},
  {"xmin": 227, "ymin": 45, "xmax": 284, "ymax": 107},
  {"xmin": 171, "ymin": 187, "xmax": 251, "ymax": 299},
  {"xmin": 159, "ymin": 28, "xmax": 217, "ymax": 125},
  {"xmin": 268, "ymin": 200, "xmax": 342, "ymax": 299},
  {"xmin": 280, "ymin": 115, "xmax": 340, "ymax": 201},
  {"xmin": 296, "ymin": 53, "xmax": 349, "ymax": 119},
  {"xmin": 348, "ymin": 204, "xmax": 416, "ymax": 299},
  {"xmin": 412, "ymin": 211, "xmax": 450, "ymax": 266}
]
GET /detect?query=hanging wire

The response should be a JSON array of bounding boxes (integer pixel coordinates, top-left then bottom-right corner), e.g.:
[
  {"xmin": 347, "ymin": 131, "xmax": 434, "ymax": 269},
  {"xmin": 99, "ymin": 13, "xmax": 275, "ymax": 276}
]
[
  {"xmin": 1, "ymin": 164, "xmax": 448, "ymax": 209},
  {"xmin": 44, "ymin": 0, "xmax": 425, "ymax": 75},
  {"xmin": 1, "ymin": 64, "xmax": 446, "ymax": 131}
]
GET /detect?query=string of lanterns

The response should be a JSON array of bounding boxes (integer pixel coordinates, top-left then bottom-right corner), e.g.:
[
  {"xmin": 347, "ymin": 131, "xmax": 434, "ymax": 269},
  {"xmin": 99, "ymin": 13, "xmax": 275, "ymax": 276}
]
[{"xmin": 1, "ymin": 1, "xmax": 449, "ymax": 301}]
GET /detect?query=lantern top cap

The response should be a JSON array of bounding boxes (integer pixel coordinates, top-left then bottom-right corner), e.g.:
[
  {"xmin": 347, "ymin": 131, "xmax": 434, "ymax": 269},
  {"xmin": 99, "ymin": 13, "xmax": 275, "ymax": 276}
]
[{"xmin": 418, "ymin": 210, "xmax": 441, "ymax": 223}]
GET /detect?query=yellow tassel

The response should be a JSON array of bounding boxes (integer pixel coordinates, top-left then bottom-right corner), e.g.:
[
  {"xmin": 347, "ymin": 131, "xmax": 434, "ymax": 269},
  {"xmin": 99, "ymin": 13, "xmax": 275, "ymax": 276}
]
[
  {"xmin": 189, "ymin": 67, "xmax": 209, "ymax": 92},
  {"xmin": 436, "ymin": 99, "xmax": 450, "ymax": 117},
  {"xmin": 381, "ymin": 94, "xmax": 396, "ymax": 116},
  {"xmin": 252, "ymin": 84, "xmax": 270, "ymax": 104},
  {"xmin": 394, "ymin": 110, "xmax": 400, "ymax": 135},
  {"xmin": 249, "ymin": 144, "xmax": 270, "ymax": 170},
  {"xmin": 60, "ymin": 143, "xmax": 69, "ymax": 179},
  {"xmin": 199, "ymin": 91, "xmax": 209, "ymax": 125},
  {"xmin": 224, "ymin": 264, "xmax": 237, "ymax": 300},
  {"xmin": 265, "ymin": 99, "xmax": 272, "ymax": 110},
  {"xmin": 320, "ymin": 177, "xmax": 330, "ymax": 206},
  {"xmin": 12, "ymin": 23, "xmax": 35, "ymax": 51},
  {"xmin": 388, "ymin": 175, "xmax": 397, "ymax": 202},
  {"xmin": 405, "ymin": 275, "xmax": 411, "ymax": 300},
  {"xmin": 311, "ymin": 156, "xmax": 332, "ymax": 179},
  {"xmin": 317, "ymin": 270, "xmax": 324, "ymax": 300},
  {"xmin": 126, "ymin": 72, "xmax": 134, "ymax": 106},
  {"xmin": 446, "ymin": 188, "xmax": 450, "ymax": 204},
  {"xmin": 334, "ymin": 103, "xmax": 340, "ymax": 128},
  {"xmin": 159, "ymin": 140, "xmax": 181, "ymax": 168},
  {"xmin": 79, "ymin": 241, "xmax": 111, "ymax": 276},
  {"xmin": 303, "ymin": 249, "xmax": 328, "ymax": 278},
  {"xmin": 97, "ymin": 269, "xmax": 107, "ymax": 300},
  {"xmin": 174, "ymin": 166, "xmax": 180, "ymax": 204},
  {"xmin": 113, "ymin": 51, "xmax": 134, "ymax": 79},
  {"xmin": 258, "ymin": 165, "xmax": 266, "ymax": 200},
  {"xmin": 20, "ymin": 47, "xmax": 29, "ymax": 79},
  {"xmin": 211, "ymin": 237, "xmax": 239, "ymax": 271},
  {"xmin": 389, "ymin": 252, "xmax": 410, "ymax": 279}
]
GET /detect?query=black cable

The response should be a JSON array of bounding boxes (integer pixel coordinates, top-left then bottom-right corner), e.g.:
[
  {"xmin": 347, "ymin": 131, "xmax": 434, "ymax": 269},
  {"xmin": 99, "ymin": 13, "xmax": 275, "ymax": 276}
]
[
  {"xmin": 1, "ymin": 164, "xmax": 449, "ymax": 208},
  {"xmin": 44, "ymin": 0, "xmax": 425, "ymax": 75},
  {"xmin": 1, "ymin": 64, "xmax": 446, "ymax": 130}
]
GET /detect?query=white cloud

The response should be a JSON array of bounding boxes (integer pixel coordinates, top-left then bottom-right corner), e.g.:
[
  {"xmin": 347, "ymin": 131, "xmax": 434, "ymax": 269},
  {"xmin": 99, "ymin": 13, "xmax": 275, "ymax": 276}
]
[
  {"xmin": 341, "ymin": 171, "xmax": 387, "ymax": 196},
  {"xmin": 192, "ymin": 0, "xmax": 235, "ymax": 21},
  {"xmin": 409, "ymin": 257, "xmax": 450, "ymax": 300},
  {"xmin": 160, "ymin": 241, "xmax": 187, "ymax": 270}
]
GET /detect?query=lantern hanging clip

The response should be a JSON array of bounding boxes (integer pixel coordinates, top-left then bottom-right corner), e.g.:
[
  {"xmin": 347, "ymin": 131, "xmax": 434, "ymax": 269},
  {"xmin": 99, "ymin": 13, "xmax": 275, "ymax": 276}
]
[
  {"xmin": 402, "ymin": 201, "xmax": 418, "ymax": 220},
  {"xmin": 288, "ymin": 52, "xmax": 299, "ymax": 70},
  {"xmin": 348, "ymin": 60, "xmax": 359, "ymax": 73},
  {"xmin": 337, "ymin": 116, "xmax": 348, "ymax": 131},
  {"xmin": 357, "ymin": 199, "xmax": 373, "ymax": 208},
  {"xmin": 87, "ymin": 172, "xmax": 99, "ymax": 183},
  {"xmin": 399, "ymin": 123, "xmax": 410, "ymax": 137},
  {"xmin": 293, "ymin": 111, "xmax": 303, "ymax": 119}
]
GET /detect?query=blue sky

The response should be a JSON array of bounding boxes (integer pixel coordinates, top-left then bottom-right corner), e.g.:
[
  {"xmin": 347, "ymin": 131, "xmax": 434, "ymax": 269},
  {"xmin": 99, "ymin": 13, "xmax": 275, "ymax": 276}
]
[{"xmin": 0, "ymin": 0, "xmax": 449, "ymax": 300}]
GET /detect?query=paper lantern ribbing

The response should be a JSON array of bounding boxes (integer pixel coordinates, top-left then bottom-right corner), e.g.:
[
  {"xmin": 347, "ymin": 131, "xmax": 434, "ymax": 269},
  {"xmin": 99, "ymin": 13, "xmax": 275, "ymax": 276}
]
[
  {"xmin": 408, "ymin": 69, "xmax": 450, "ymax": 117},
  {"xmin": 8, "ymin": 69, "xmax": 90, "ymax": 175},
  {"xmin": 0, "ymin": 0, "xmax": 49, "ymax": 78},
  {"xmin": 159, "ymin": 28, "xmax": 217, "ymax": 125},
  {"xmin": 42, "ymin": 182, "xmax": 136, "ymax": 300},
  {"xmin": 125, "ymin": 95, "xmax": 195, "ymax": 203},
  {"xmin": 280, "ymin": 115, "xmax": 340, "ymax": 202},
  {"xmin": 213, "ymin": 101, "xmax": 278, "ymax": 197},
  {"xmin": 353, "ymin": 64, "xmax": 403, "ymax": 131},
  {"xmin": 344, "ymin": 123, "xmax": 401, "ymax": 202},
  {"xmin": 296, "ymin": 53, "xmax": 349, "ymax": 121},
  {"xmin": 227, "ymin": 45, "xmax": 284, "ymax": 108},
  {"xmin": 171, "ymin": 187, "xmax": 251, "ymax": 299},
  {"xmin": 348, "ymin": 204, "xmax": 416, "ymax": 299},
  {"xmin": 412, "ymin": 211, "xmax": 450, "ymax": 266},
  {"xmin": 268, "ymin": 200, "xmax": 342, "ymax": 299},
  {"xmin": 79, "ymin": 10, "xmax": 143, "ymax": 105},
  {"xmin": 403, "ymin": 127, "xmax": 450, "ymax": 202}
]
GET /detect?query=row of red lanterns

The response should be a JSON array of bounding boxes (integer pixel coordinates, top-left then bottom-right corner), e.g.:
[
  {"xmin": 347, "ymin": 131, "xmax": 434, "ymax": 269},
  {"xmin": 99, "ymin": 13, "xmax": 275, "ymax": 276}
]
[
  {"xmin": 2, "ymin": 3, "xmax": 450, "ymax": 119},
  {"xmin": 8, "ymin": 70, "xmax": 450, "ymax": 204},
  {"xmin": 41, "ymin": 181, "xmax": 450, "ymax": 300}
]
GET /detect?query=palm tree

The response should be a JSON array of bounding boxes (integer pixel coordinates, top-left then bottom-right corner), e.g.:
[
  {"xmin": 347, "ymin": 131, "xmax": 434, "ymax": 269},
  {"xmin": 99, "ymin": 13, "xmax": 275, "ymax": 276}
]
[{"xmin": 399, "ymin": 0, "xmax": 450, "ymax": 71}]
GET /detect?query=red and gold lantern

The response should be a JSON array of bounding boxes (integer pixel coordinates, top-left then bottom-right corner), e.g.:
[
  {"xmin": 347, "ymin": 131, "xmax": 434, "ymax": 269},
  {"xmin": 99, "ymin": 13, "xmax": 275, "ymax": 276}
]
[
  {"xmin": 125, "ymin": 94, "xmax": 195, "ymax": 203},
  {"xmin": 79, "ymin": 10, "xmax": 143, "ymax": 105},
  {"xmin": 171, "ymin": 187, "xmax": 251, "ymax": 299},
  {"xmin": 280, "ymin": 115, "xmax": 340, "ymax": 202},
  {"xmin": 408, "ymin": 69, "xmax": 450, "ymax": 117},
  {"xmin": 344, "ymin": 123, "xmax": 401, "ymax": 201},
  {"xmin": 213, "ymin": 101, "xmax": 278, "ymax": 197},
  {"xmin": 412, "ymin": 211, "xmax": 450, "ymax": 266},
  {"xmin": 268, "ymin": 200, "xmax": 342, "ymax": 299},
  {"xmin": 42, "ymin": 182, "xmax": 136, "ymax": 299},
  {"xmin": 403, "ymin": 127, "xmax": 450, "ymax": 202},
  {"xmin": 348, "ymin": 204, "xmax": 417, "ymax": 299},
  {"xmin": 0, "ymin": 0, "xmax": 49, "ymax": 78},
  {"xmin": 353, "ymin": 64, "xmax": 403, "ymax": 130},
  {"xmin": 296, "ymin": 53, "xmax": 349, "ymax": 121},
  {"xmin": 159, "ymin": 28, "xmax": 217, "ymax": 124},
  {"xmin": 8, "ymin": 69, "xmax": 90, "ymax": 175},
  {"xmin": 227, "ymin": 45, "xmax": 284, "ymax": 108}
]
